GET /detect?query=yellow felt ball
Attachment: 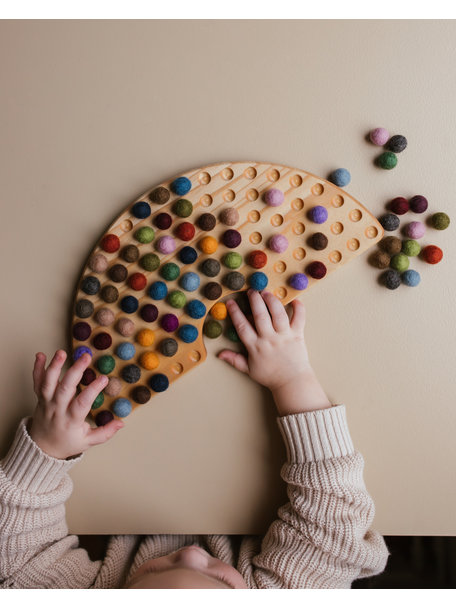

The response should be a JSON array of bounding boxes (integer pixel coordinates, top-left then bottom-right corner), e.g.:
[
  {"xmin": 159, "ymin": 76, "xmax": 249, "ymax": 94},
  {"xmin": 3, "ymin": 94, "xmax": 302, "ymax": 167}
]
[
  {"xmin": 210, "ymin": 302, "xmax": 227, "ymax": 320},
  {"xmin": 199, "ymin": 236, "xmax": 218, "ymax": 254},
  {"xmin": 137, "ymin": 329, "xmax": 155, "ymax": 346},
  {"xmin": 140, "ymin": 351, "xmax": 160, "ymax": 370}
]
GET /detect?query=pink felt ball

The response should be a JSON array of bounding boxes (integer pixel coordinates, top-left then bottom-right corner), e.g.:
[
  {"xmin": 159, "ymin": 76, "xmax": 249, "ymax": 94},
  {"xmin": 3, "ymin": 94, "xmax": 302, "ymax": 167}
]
[
  {"xmin": 268, "ymin": 234, "xmax": 288, "ymax": 253},
  {"xmin": 369, "ymin": 128, "xmax": 390, "ymax": 146},
  {"xmin": 404, "ymin": 221, "xmax": 426, "ymax": 239},
  {"xmin": 156, "ymin": 235, "xmax": 176, "ymax": 254},
  {"xmin": 264, "ymin": 188, "xmax": 284, "ymax": 207}
]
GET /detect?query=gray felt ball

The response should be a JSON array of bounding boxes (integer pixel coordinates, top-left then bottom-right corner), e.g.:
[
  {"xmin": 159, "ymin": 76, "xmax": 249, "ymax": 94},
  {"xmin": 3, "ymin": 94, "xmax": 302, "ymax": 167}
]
[
  {"xmin": 379, "ymin": 213, "xmax": 400, "ymax": 231},
  {"xmin": 386, "ymin": 135, "xmax": 408, "ymax": 153},
  {"xmin": 382, "ymin": 269, "xmax": 401, "ymax": 290},
  {"xmin": 160, "ymin": 338, "xmax": 178, "ymax": 357},
  {"xmin": 121, "ymin": 364, "xmax": 141, "ymax": 383},
  {"xmin": 81, "ymin": 276, "xmax": 100, "ymax": 295},
  {"xmin": 201, "ymin": 258, "xmax": 221, "ymax": 277},
  {"xmin": 224, "ymin": 271, "xmax": 245, "ymax": 291},
  {"xmin": 75, "ymin": 299, "xmax": 94, "ymax": 318}
]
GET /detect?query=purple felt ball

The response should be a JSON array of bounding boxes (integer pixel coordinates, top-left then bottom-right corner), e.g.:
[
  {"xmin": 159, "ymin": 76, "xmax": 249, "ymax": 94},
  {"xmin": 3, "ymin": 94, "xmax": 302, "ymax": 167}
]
[
  {"xmin": 156, "ymin": 235, "xmax": 176, "ymax": 254},
  {"xmin": 268, "ymin": 234, "xmax": 289, "ymax": 253},
  {"xmin": 289, "ymin": 273, "xmax": 309, "ymax": 290},
  {"xmin": 161, "ymin": 313, "xmax": 179, "ymax": 332},
  {"xmin": 404, "ymin": 221, "xmax": 426, "ymax": 239},
  {"xmin": 369, "ymin": 127, "xmax": 390, "ymax": 146},
  {"xmin": 264, "ymin": 188, "xmax": 284, "ymax": 207},
  {"xmin": 409, "ymin": 195, "xmax": 428, "ymax": 214},
  {"xmin": 309, "ymin": 205, "xmax": 328, "ymax": 224},
  {"xmin": 222, "ymin": 229, "xmax": 242, "ymax": 248},
  {"xmin": 95, "ymin": 410, "xmax": 114, "ymax": 426},
  {"xmin": 73, "ymin": 345, "xmax": 93, "ymax": 361}
]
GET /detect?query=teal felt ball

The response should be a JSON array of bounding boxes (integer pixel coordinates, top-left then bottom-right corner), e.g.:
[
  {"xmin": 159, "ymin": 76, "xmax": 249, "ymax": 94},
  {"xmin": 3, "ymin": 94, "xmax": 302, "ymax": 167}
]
[{"xmin": 248, "ymin": 271, "xmax": 268, "ymax": 291}]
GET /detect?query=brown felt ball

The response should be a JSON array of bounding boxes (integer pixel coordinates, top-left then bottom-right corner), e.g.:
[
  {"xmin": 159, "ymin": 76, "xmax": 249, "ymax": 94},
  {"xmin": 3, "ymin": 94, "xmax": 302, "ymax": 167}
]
[
  {"xmin": 198, "ymin": 213, "xmax": 217, "ymax": 231},
  {"xmin": 204, "ymin": 282, "xmax": 223, "ymax": 300},
  {"xmin": 132, "ymin": 385, "xmax": 151, "ymax": 404},
  {"xmin": 109, "ymin": 264, "xmax": 128, "ymax": 283},
  {"xmin": 379, "ymin": 236, "xmax": 402, "ymax": 255},
  {"xmin": 121, "ymin": 245, "xmax": 139, "ymax": 263},
  {"xmin": 100, "ymin": 285, "xmax": 119, "ymax": 303},
  {"xmin": 371, "ymin": 250, "xmax": 391, "ymax": 269},
  {"xmin": 220, "ymin": 208, "xmax": 239, "ymax": 226},
  {"xmin": 150, "ymin": 186, "xmax": 170, "ymax": 204},
  {"xmin": 307, "ymin": 261, "xmax": 327, "ymax": 279},
  {"xmin": 309, "ymin": 232, "xmax": 328, "ymax": 251}
]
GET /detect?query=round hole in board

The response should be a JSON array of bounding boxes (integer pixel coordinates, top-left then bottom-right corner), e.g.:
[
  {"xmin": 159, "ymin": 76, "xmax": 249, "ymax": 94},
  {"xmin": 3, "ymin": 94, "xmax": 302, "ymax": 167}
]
[
  {"xmin": 189, "ymin": 350, "xmax": 201, "ymax": 362},
  {"xmin": 311, "ymin": 183, "xmax": 324, "ymax": 196},
  {"xmin": 293, "ymin": 247, "xmax": 306, "ymax": 260},
  {"xmin": 292, "ymin": 222, "xmax": 305, "ymax": 235},
  {"xmin": 332, "ymin": 195, "xmax": 344, "ymax": 208},
  {"xmin": 347, "ymin": 238, "xmax": 360, "ymax": 251},
  {"xmin": 270, "ymin": 214, "xmax": 283, "ymax": 227},
  {"xmin": 330, "ymin": 222, "xmax": 344, "ymax": 235},
  {"xmin": 248, "ymin": 210, "xmax": 260, "ymax": 223},
  {"xmin": 365, "ymin": 226, "xmax": 378, "ymax": 239},
  {"xmin": 349, "ymin": 209, "xmax": 362, "ymax": 222},
  {"xmin": 198, "ymin": 172, "xmax": 211, "ymax": 185},
  {"xmin": 290, "ymin": 174, "xmax": 303, "ymax": 187},
  {"xmin": 121, "ymin": 220, "xmax": 133, "ymax": 232},
  {"xmin": 171, "ymin": 362, "xmax": 183, "ymax": 374},
  {"xmin": 249, "ymin": 232, "xmax": 262, "ymax": 244},
  {"xmin": 267, "ymin": 168, "xmax": 280, "ymax": 182},
  {"xmin": 247, "ymin": 188, "xmax": 259, "ymax": 201},
  {"xmin": 221, "ymin": 167, "xmax": 234, "ymax": 181},
  {"xmin": 200, "ymin": 194, "xmax": 213, "ymax": 207},
  {"xmin": 223, "ymin": 189, "xmax": 235, "ymax": 202},
  {"xmin": 329, "ymin": 250, "xmax": 342, "ymax": 263},
  {"xmin": 274, "ymin": 261, "xmax": 287, "ymax": 273},
  {"xmin": 291, "ymin": 198, "xmax": 304, "ymax": 211},
  {"xmin": 244, "ymin": 166, "xmax": 257, "ymax": 179},
  {"xmin": 274, "ymin": 287, "xmax": 287, "ymax": 299}
]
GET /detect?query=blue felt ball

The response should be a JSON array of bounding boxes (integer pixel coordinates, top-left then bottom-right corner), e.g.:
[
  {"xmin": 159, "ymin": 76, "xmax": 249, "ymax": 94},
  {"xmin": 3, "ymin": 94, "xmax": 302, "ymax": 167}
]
[
  {"xmin": 179, "ymin": 271, "xmax": 200, "ymax": 292},
  {"xmin": 112, "ymin": 398, "xmax": 132, "ymax": 418},
  {"xmin": 120, "ymin": 295, "xmax": 139, "ymax": 313},
  {"xmin": 149, "ymin": 373, "xmax": 169, "ymax": 393},
  {"xmin": 179, "ymin": 246, "xmax": 198, "ymax": 264},
  {"xmin": 148, "ymin": 281, "xmax": 168, "ymax": 300},
  {"xmin": 309, "ymin": 205, "xmax": 328, "ymax": 224},
  {"xmin": 401, "ymin": 269, "xmax": 421, "ymax": 287},
  {"xmin": 328, "ymin": 168, "xmax": 351, "ymax": 187},
  {"xmin": 249, "ymin": 271, "xmax": 268, "ymax": 291},
  {"xmin": 186, "ymin": 299, "xmax": 207, "ymax": 319},
  {"xmin": 116, "ymin": 342, "xmax": 136, "ymax": 360},
  {"xmin": 171, "ymin": 176, "xmax": 192, "ymax": 195},
  {"xmin": 178, "ymin": 324, "xmax": 198, "ymax": 343},
  {"xmin": 131, "ymin": 201, "xmax": 151, "ymax": 219}
]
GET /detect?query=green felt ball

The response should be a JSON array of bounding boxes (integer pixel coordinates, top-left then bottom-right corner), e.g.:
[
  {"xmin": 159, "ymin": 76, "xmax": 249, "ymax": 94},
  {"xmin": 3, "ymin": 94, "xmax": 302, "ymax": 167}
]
[
  {"xmin": 160, "ymin": 262, "xmax": 180, "ymax": 281},
  {"xmin": 204, "ymin": 319, "xmax": 223, "ymax": 339},
  {"xmin": 97, "ymin": 355, "xmax": 115, "ymax": 374},
  {"xmin": 226, "ymin": 325, "xmax": 241, "ymax": 342},
  {"xmin": 431, "ymin": 212, "xmax": 450, "ymax": 230},
  {"xmin": 91, "ymin": 392, "xmax": 105, "ymax": 410},
  {"xmin": 376, "ymin": 151, "xmax": 398, "ymax": 170},
  {"xmin": 134, "ymin": 226, "xmax": 155, "ymax": 243},
  {"xmin": 390, "ymin": 252, "xmax": 409, "ymax": 272},
  {"xmin": 140, "ymin": 253, "xmax": 160, "ymax": 271},
  {"xmin": 223, "ymin": 252, "xmax": 243, "ymax": 269},
  {"xmin": 167, "ymin": 290, "xmax": 187, "ymax": 308},
  {"xmin": 401, "ymin": 239, "xmax": 421, "ymax": 257},
  {"xmin": 173, "ymin": 199, "xmax": 193, "ymax": 218}
]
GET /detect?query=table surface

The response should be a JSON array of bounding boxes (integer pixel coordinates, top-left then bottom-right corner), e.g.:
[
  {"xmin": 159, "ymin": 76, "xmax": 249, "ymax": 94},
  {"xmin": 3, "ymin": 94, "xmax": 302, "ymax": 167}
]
[{"xmin": 0, "ymin": 19, "xmax": 455, "ymax": 535}]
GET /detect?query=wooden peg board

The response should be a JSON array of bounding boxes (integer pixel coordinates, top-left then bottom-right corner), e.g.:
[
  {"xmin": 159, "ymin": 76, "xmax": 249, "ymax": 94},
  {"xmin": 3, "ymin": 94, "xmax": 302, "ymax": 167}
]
[{"xmin": 69, "ymin": 161, "xmax": 384, "ymax": 423}]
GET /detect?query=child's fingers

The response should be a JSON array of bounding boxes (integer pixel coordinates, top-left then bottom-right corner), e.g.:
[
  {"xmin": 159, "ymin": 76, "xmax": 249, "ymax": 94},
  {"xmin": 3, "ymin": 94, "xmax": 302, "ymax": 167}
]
[
  {"xmin": 289, "ymin": 298, "xmax": 306, "ymax": 332},
  {"xmin": 40, "ymin": 350, "xmax": 67, "ymax": 401},
  {"xmin": 54, "ymin": 353, "xmax": 91, "ymax": 406},
  {"xmin": 225, "ymin": 299, "xmax": 257, "ymax": 344},
  {"xmin": 246, "ymin": 289, "xmax": 275, "ymax": 337},
  {"xmin": 217, "ymin": 350, "xmax": 250, "ymax": 374},
  {"xmin": 70, "ymin": 375, "xmax": 109, "ymax": 419},
  {"xmin": 86, "ymin": 419, "xmax": 124, "ymax": 447},
  {"xmin": 261, "ymin": 291, "xmax": 290, "ymax": 333},
  {"xmin": 33, "ymin": 353, "xmax": 47, "ymax": 396}
]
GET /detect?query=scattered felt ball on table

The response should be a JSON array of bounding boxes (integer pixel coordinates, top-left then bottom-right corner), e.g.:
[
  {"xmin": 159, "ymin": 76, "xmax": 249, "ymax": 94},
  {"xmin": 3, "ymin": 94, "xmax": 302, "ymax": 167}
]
[
  {"xmin": 379, "ymin": 236, "xmax": 402, "ymax": 255},
  {"xmin": 116, "ymin": 318, "xmax": 135, "ymax": 337},
  {"xmin": 140, "ymin": 304, "xmax": 159, "ymax": 322},
  {"xmin": 386, "ymin": 135, "xmax": 408, "ymax": 153},
  {"xmin": 179, "ymin": 271, "xmax": 200, "ymax": 292},
  {"xmin": 154, "ymin": 212, "xmax": 173, "ymax": 230},
  {"xmin": 210, "ymin": 302, "xmax": 227, "ymax": 320},
  {"xmin": 268, "ymin": 234, "xmax": 288, "ymax": 253},
  {"xmin": 199, "ymin": 235, "xmax": 218, "ymax": 254},
  {"xmin": 75, "ymin": 299, "xmax": 94, "ymax": 318},
  {"xmin": 132, "ymin": 385, "xmax": 151, "ymax": 404},
  {"xmin": 390, "ymin": 253, "xmax": 409, "ymax": 272},
  {"xmin": 328, "ymin": 168, "xmax": 351, "ymax": 187},
  {"xmin": 131, "ymin": 201, "xmax": 151, "ymax": 219},
  {"xmin": 223, "ymin": 251, "xmax": 243, "ymax": 269},
  {"xmin": 159, "ymin": 337, "xmax": 179, "ymax": 356},
  {"xmin": 404, "ymin": 221, "xmax": 426, "ymax": 239},
  {"xmin": 431, "ymin": 212, "xmax": 450, "ymax": 230},
  {"xmin": 178, "ymin": 246, "xmax": 198, "ymax": 264},
  {"xmin": 201, "ymin": 258, "xmax": 220, "ymax": 277},
  {"xmin": 379, "ymin": 213, "xmax": 400, "ymax": 231},
  {"xmin": 223, "ymin": 271, "xmax": 246, "ymax": 291},
  {"xmin": 263, "ymin": 188, "xmax": 284, "ymax": 206},
  {"xmin": 376, "ymin": 151, "xmax": 398, "ymax": 170},
  {"xmin": 401, "ymin": 239, "xmax": 421, "ymax": 256},
  {"xmin": 381, "ymin": 269, "xmax": 401, "ymax": 290},
  {"xmin": 389, "ymin": 197, "xmax": 409, "ymax": 215},
  {"xmin": 197, "ymin": 212, "xmax": 217, "ymax": 231},
  {"xmin": 160, "ymin": 262, "xmax": 180, "ymax": 281},
  {"xmin": 134, "ymin": 226, "xmax": 155, "ymax": 244},
  {"xmin": 247, "ymin": 250, "xmax": 267, "ymax": 268},
  {"xmin": 89, "ymin": 253, "xmax": 109, "ymax": 273},
  {"xmin": 148, "ymin": 373, "xmax": 169, "ymax": 393},
  {"xmin": 186, "ymin": 299, "xmax": 207, "ymax": 319},
  {"xmin": 95, "ymin": 410, "xmax": 114, "ymax": 426},
  {"xmin": 248, "ymin": 271, "xmax": 268, "ymax": 291},
  {"xmin": 178, "ymin": 324, "xmax": 198, "ymax": 343},
  {"xmin": 116, "ymin": 342, "xmax": 136, "ymax": 360},
  {"xmin": 409, "ymin": 195, "xmax": 428, "ymax": 213},
  {"xmin": 309, "ymin": 232, "xmax": 328, "ymax": 251},
  {"xmin": 369, "ymin": 127, "xmax": 390, "ymax": 146},
  {"xmin": 204, "ymin": 319, "xmax": 223, "ymax": 338},
  {"xmin": 226, "ymin": 325, "xmax": 241, "ymax": 342},
  {"xmin": 307, "ymin": 261, "xmax": 327, "ymax": 279},
  {"xmin": 173, "ymin": 198, "xmax": 193, "ymax": 217},
  {"xmin": 140, "ymin": 253, "xmax": 160, "ymax": 271},
  {"xmin": 97, "ymin": 354, "xmax": 116, "ymax": 373},
  {"xmin": 371, "ymin": 250, "xmax": 391, "ymax": 269},
  {"xmin": 150, "ymin": 186, "xmax": 170, "ymax": 204},
  {"xmin": 161, "ymin": 313, "xmax": 179, "ymax": 332},
  {"xmin": 220, "ymin": 207, "xmax": 239, "ymax": 226},
  {"xmin": 170, "ymin": 176, "xmax": 192, "ymax": 195},
  {"xmin": 309, "ymin": 205, "xmax": 328, "ymax": 224},
  {"xmin": 122, "ymin": 245, "xmax": 140, "ymax": 263},
  {"xmin": 167, "ymin": 290, "xmax": 187, "ymax": 308},
  {"xmin": 204, "ymin": 281, "xmax": 223, "ymax": 299},
  {"xmin": 148, "ymin": 281, "xmax": 168, "ymax": 300},
  {"xmin": 422, "ymin": 245, "xmax": 443, "ymax": 264},
  {"xmin": 402, "ymin": 269, "xmax": 421, "ymax": 287},
  {"xmin": 222, "ymin": 229, "xmax": 242, "ymax": 248},
  {"xmin": 100, "ymin": 234, "xmax": 120, "ymax": 253},
  {"xmin": 100, "ymin": 285, "xmax": 119, "ymax": 303},
  {"xmin": 112, "ymin": 398, "xmax": 132, "ymax": 418},
  {"xmin": 289, "ymin": 273, "xmax": 309, "ymax": 290}
]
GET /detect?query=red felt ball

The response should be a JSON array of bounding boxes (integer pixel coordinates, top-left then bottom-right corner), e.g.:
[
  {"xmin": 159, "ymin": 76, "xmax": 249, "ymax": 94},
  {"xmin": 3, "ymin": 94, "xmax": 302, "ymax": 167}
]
[
  {"xmin": 81, "ymin": 368, "xmax": 96, "ymax": 385},
  {"xmin": 307, "ymin": 261, "xmax": 327, "ymax": 279},
  {"xmin": 390, "ymin": 197, "xmax": 409, "ymax": 215},
  {"xmin": 248, "ymin": 250, "xmax": 268, "ymax": 269},
  {"xmin": 129, "ymin": 272, "xmax": 147, "ymax": 290},
  {"xmin": 422, "ymin": 245, "xmax": 443, "ymax": 264},
  {"xmin": 154, "ymin": 212, "xmax": 172, "ymax": 230},
  {"xmin": 101, "ymin": 234, "xmax": 120, "ymax": 253},
  {"xmin": 175, "ymin": 222, "xmax": 195, "ymax": 241},
  {"xmin": 92, "ymin": 332, "xmax": 112, "ymax": 350}
]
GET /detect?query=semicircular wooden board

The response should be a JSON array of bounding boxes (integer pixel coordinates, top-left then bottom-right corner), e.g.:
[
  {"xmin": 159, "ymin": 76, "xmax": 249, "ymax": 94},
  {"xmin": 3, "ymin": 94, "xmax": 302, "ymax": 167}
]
[{"xmin": 69, "ymin": 161, "xmax": 384, "ymax": 424}]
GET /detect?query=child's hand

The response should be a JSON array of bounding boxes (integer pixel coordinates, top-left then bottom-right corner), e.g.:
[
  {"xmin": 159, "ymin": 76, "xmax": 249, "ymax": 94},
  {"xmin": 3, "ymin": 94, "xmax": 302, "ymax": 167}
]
[{"xmin": 29, "ymin": 350, "xmax": 124, "ymax": 460}]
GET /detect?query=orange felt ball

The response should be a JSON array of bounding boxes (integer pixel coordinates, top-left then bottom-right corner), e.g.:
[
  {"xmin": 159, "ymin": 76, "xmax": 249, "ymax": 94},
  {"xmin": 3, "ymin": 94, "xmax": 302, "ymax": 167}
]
[
  {"xmin": 248, "ymin": 250, "xmax": 268, "ymax": 269},
  {"xmin": 210, "ymin": 302, "xmax": 227, "ymax": 320},
  {"xmin": 175, "ymin": 222, "xmax": 195, "ymax": 241},
  {"xmin": 137, "ymin": 329, "xmax": 155, "ymax": 346},
  {"xmin": 129, "ymin": 272, "xmax": 147, "ymax": 290},
  {"xmin": 199, "ymin": 236, "xmax": 218, "ymax": 254},
  {"xmin": 422, "ymin": 245, "xmax": 443, "ymax": 264},
  {"xmin": 140, "ymin": 352, "xmax": 160, "ymax": 370}
]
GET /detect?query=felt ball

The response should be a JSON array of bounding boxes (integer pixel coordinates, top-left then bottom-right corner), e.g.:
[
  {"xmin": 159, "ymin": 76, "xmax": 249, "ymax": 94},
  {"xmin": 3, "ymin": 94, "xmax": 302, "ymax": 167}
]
[
  {"xmin": 134, "ymin": 226, "xmax": 155, "ymax": 244},
  {"xmin": 179, "ymin": 271, "xmax": 200, "ymax": 292},
  {"xmin": 120, "ymin": 295, "xmax": 139, "ymax": 314},
  {"xmin": 307, "ymin": 261, "xmax": 327, "ymax": 279},
  {"xmin": 109, "ymin": 264, "xmax": 128, "ymax": 283},
  {"xmin": 91, "ymin": 392, "xmax": 104, "ymax": 410},
  {"xmin": 328, "ymin": 168, "xmax": 351, "ymax": 187},
  {"xmin": 422, "ymin": 245, "xmax": 443, "ymax": 264},
  {"xmin": 154, "ymin": 212, "xmax": 173, "ymax": 230},
  {"xmin": 121, "ymin": 364, "xmax": 141, "ymax": 384},
  {"xmin": 112, "ymin": 398, "xmax": 132, "ymax": 418},
  {"xmin": 379, "ymin": 213, "xmax": 400, "ymax": 232},
  {"xmin": 171, "ymin": 176, "xmax": 192, "ymax": 195},
  {"xmin": 198, "ymin": 213, "xmax": 217, "ymax": 231},
  {"xmin": 136, "ymin": 329, "xmax": 155, "ymax": 346},
  {"xmin": 404, "ymin": 221, "xmax": 426, "ymax": 239},
  {"xmin": 73, "ymin": 322, "xmax": 92, "ymax": 341},
  {"xmin": 140, "ymin": 304, "xmax": 158, "ymax": 323},
  {"xmin": 140, "ymin": 352, "xmax": 160, "ymax": 370},
  {"xmin": 289, "ymin": 273, "xmax": 309, "ymax": 290},
  {"xmin": 95, "ymin": 410, "xmax": 114, "ymax": 427},
  {"xmin": 81, "ymin": 368, "xmax": 96, "ymax": 386},
  {"xmin": 116, "ymin": 342, "xmax": 136, "ymax": 361},
  {"xmin": 401, "ymin": 239, "xmax": 421, "ymax": 257},
  {"xmin": 81, "ymin": 276, "xmax": 100, "ymax": 295},
  {"xmin": 101, "ymin": 234, "xmax": 120, "ymax": 253},
  {"xmin": 175, "ymin": 222, "xmax": 195, "ymax": 241},
  {"xmin": 148, "ymin": 281, "xmax": 168, "ymax": 300},
  {"xmin": 173, "ymin": 198, "xmax": 193, "ymax": 218},
  {"xmin": 222, "ymin": 229, "xmax": 242, "ymax": 248},
  {"xmin": 186, "ymin": 299, "xmax": 207, "ymax": 319},
  {"xmin": 226, "ymin": 325, "xmax": 241, "ymax": 342},
  {"xmin": 179, "ymin": 246, "xmax": 198, "ymax": 264},
  {"xmin": 199, "ymin": 236, "xmax": 218, "ymax": 254},
  {"xmin": 122, "ymin": 245, "xmax": 140, "ymax": 263},
  {"xmin": 97, "ymin": 355, "xmax": 115, "ymax": 374},
  {"xmin": 402, "ymin": 269, "xmax": 421, "ymax": 287},
  {"xmin": 369, "ymin": 127, "xmax": 390, "ymax": 146},
  {"xmin": 131, "ymin": 201, "xmax": 151, "ymax": 219},
  {"xmin": 386, "ymin": 135, "xmax": 408, "ymax": 153},
  {"xmin": 167, "ymin": 290, "xmax": 187, "ymax": 308},
  {"xmin": 140, "ymin": 253, "xmax": 160, "ymax": 272},
  {"xmin": 160, "ymin": 338, "xmax": 178, "ymax": 357},
  {"xmin": 132, "ymin": 385, "xmax": 151, "ymax": 404},
  {"xmin": 249, "ymin": 271, "xmax": 268, "ymax": 291},
  {"xmin": 224, "ymin": 271, "xmax": 245, "ymax": 291},
  {"xmin": 178, "ymin": 324, "xmax": 198, "ymax": 343},
  {"xmin": 150, "ymin": 186, "xmax": 170, "ymax": 204},
  {"xmin": 309, "ymin": 232, "xmax": 328, "ymax": 251},
  {"xmin": 264, "ymin": 188, "xmax": 284, "ymax": 206},
  {"xmin": 105, "ymin": 377, "xmax": 122, "ymax": 397},
  {"xmin": 93, "ymin": 332, "xmax": 112, "ymax": 350},
  {"xmin": 390, "ymin": 197, "xmax": 409, "ymax": 215},
  {"xmin": 379, "ymin": 236, "xmax": 402, "ymax": 255},
  {"xmin": 75, "ymin": 299, "xmax": 94, "ymax": 318},
  {"xmin": 204, "ymin": 282, "xmax": 223, "ymax": 300},
  {"xmin": 309, "ymin": 205, "xmax": 328, "ymax": 224},
  {"xmin": 431, "ymin": 212, "xmax": 450, "ymax": 230},
  {"xmin": 201, "ymin": 258, "xmax": 220, "ymax": 277},
  {"xmin": 268, "ymin": 234, "xmax": 288, "ymax": 253},
  {"xmin": 100, "ymin": 285, "xmax": 119, "ymax": 303},
  {"xmin": 161, "ymin": 313, "xmax": 179, "ymax": 332},
  {"xmin": 89, "ymin": 253, "xmax": 109, "ymax": 273},
  {"xmin": 129, "ymin": 272, "xmax": 147, "ymax": 291},
  {"xmin": 409, "ymin": 195, "xmax": 428, "ymax": 214},
  {"xmin": 371, "ymin": 250, "xmax": 391, "ymax": 269},
  {"xmin": 210, "ymin": 302, "xmax": 227, "ymax": 320},
  {"xmin": 116, "ymin": 318, "xmax": 135, "ymax": 337},
  {"xmin": 382, "ymin": 269, "xmax": 401, "ymax": 290},
  {"xmin": 220, "ymin": 208, "xmax": 239, "ymax": 226},
  {"xmin": 247, "ymin": 250, "xmax": 267, "ymax": 269},
  {"xmin": 223, "ymin": 252, "xmax": 243, "ymax": 269},
  {"xmin": 148, "ymin": 373, "xmax": 169, "ymax": 393},
  {"xmin": 156, "ymin": 235, "xmax": 177, "ymax": 254},
  {"xmin": 160, "ymin": 262, "xmax": 180, "ymax": 281},
  {"xmin": 204, "ymin": 320, "xmax": 222, "ymax": 339},
  {"xmin": 376, "ymin": 151, "xmax": 398, "ymax": 170},
  {"xmin": 390, "ymin": 253, "xmax": 409, "ymax": 272}
]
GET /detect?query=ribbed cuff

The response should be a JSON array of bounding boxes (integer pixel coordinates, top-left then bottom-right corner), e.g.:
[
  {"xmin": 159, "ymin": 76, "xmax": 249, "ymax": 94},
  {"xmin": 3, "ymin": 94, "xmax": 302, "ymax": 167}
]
[
  {"xmin": 1, "ymin": 417, "xmax": 84, "ymax": 493},
  {"xmin": 276, "ymin": 404, "xmax": 355, "ymax": 463}
]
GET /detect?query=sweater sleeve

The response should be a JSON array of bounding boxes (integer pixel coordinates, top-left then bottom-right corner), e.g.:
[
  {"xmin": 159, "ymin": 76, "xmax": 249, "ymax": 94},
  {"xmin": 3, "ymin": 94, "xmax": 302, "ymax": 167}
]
[
  {"xmin": 250, "ymin": 404, "xmax": 389, "ymax": 588},
  {"xmin": 0, "ymin": 417, "xmax": 101, "ymax": 588}
]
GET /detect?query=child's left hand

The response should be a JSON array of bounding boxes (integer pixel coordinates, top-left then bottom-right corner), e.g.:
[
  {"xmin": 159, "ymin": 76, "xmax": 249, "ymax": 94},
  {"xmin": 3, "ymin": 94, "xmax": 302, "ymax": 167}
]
[{"xmin": 28, "ymin": 349, "xmax": 124, "ymax": 460}]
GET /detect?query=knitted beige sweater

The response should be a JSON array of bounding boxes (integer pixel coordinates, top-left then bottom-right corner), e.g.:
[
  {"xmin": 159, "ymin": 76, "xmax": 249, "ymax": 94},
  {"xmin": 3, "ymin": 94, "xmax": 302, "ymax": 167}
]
[{"xmin": 0, "ymin": 405, "xmax": 388, "ymax": 588}]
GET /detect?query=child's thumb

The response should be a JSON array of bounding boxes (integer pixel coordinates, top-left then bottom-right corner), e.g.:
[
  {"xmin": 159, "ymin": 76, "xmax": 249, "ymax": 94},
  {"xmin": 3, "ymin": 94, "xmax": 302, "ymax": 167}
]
[
  {"xmin": 88, "ymin": 419, "xmax": 124, "ymax": 447},
  {"xmin": 217, "ymin": 350, "xmax": 249, "ymax": 374}
]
